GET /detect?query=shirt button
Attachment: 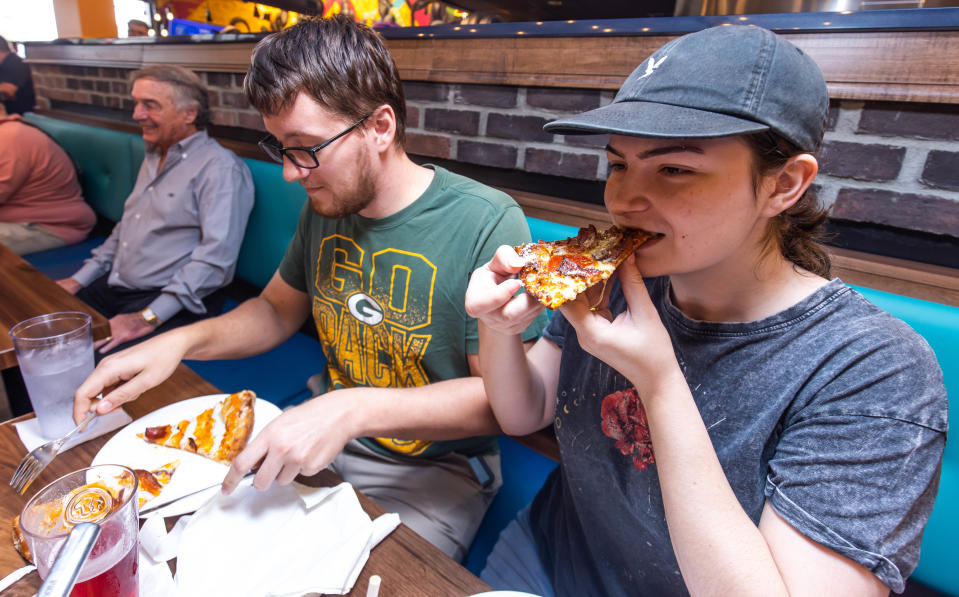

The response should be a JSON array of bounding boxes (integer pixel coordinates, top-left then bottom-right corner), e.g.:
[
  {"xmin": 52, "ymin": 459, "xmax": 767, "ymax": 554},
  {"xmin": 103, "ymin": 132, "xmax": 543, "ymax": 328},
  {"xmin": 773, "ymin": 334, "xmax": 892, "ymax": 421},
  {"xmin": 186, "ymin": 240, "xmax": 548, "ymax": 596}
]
[
  {"xmin": 135, "ymin": 214, "xmax": 140, "ymax": 219},
  {"xmin": 122, "ymin": 242, "xmax": 128, "ymax": 247}
]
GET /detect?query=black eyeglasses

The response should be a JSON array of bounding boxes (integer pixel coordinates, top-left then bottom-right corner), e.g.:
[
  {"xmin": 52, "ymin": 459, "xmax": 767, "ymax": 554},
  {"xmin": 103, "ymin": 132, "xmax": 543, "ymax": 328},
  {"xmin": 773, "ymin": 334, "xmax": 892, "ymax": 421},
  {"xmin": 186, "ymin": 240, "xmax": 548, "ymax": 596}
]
[{"xmin": 258, "ymin": 112, "xmax": 372, "ymax": 169}]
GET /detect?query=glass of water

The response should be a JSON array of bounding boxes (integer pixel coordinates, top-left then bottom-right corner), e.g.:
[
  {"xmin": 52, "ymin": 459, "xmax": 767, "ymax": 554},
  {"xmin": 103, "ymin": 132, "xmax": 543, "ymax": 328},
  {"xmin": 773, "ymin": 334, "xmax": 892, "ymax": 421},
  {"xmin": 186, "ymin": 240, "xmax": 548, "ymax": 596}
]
[{"xmin": 9, "ymin": 312, "xmax": 95, "ymax": 439}]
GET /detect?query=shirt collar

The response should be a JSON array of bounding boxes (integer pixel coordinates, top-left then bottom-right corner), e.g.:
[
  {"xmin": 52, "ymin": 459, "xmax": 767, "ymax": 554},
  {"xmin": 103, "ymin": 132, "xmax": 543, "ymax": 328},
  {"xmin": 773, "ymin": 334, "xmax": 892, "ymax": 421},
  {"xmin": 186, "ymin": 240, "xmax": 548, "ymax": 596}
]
[{"xmin": 146, "ymin": 128, "xmax": 208, "ymax": 157}]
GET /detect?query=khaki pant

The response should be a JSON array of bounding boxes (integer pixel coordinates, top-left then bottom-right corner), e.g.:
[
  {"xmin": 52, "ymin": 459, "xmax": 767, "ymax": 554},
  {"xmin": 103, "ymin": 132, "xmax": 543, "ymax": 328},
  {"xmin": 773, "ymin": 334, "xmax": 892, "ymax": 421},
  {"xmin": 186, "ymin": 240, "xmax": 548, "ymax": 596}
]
[
  {"xmin": 0, "ymin": 222, "xmax": 67, "ymax": 255},
  {"xmin": 330, "ymin": 438, "xmax": 501, "ymax": 562}
]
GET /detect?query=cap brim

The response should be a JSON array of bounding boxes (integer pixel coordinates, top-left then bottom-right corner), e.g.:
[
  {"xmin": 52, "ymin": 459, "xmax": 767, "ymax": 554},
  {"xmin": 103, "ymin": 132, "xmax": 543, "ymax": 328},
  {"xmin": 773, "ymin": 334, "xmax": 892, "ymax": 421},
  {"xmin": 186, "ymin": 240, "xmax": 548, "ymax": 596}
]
[{"xmin": 544, "ymin": 101, "xmax": 770, "ymax": 139}]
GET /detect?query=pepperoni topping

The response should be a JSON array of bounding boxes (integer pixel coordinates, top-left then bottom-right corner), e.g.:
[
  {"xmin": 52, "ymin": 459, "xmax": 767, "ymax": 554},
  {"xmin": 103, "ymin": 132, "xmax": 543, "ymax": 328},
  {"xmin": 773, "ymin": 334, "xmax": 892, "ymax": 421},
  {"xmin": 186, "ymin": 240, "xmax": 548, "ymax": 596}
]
[{"xmin": 144, "ymin": 425, "xmax": 169, "ymax": 441}]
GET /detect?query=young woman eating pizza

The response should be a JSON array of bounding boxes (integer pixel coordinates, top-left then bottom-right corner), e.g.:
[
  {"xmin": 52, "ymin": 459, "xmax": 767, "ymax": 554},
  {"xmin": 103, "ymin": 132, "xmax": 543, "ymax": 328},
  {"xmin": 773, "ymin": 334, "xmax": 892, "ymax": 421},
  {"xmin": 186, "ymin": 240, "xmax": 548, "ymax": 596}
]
[{"xmin": 464, "ymin": 25, "xmax": 947, "ymax": 597}]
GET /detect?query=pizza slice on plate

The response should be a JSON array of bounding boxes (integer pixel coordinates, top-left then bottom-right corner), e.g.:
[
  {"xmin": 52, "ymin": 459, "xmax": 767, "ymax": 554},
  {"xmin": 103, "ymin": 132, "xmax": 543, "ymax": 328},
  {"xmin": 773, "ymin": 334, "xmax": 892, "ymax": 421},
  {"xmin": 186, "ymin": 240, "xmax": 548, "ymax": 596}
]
[
  {"xmin": 10, "ymin": 461, "xmax": 180, "ymax": 563},
  {"xmin": 137, "ymin": 390, "xmax": 256, "ymax": 465},
  {"xmin": 134, "ymin": 460, "xmax": 180, "ymax": 509},
  {"xmin": 515, "ymin": 225, "xmax": 658, "ymax": 309}
]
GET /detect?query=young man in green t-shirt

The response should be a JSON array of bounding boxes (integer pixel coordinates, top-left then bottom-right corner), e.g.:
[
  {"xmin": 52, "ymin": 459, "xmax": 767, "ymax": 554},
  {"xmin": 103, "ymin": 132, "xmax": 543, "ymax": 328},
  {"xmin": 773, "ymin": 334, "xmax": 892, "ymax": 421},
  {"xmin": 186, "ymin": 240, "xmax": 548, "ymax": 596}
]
[{"xmin": 74, "ymin": 16, "xmax": 547, "ymax": 560}]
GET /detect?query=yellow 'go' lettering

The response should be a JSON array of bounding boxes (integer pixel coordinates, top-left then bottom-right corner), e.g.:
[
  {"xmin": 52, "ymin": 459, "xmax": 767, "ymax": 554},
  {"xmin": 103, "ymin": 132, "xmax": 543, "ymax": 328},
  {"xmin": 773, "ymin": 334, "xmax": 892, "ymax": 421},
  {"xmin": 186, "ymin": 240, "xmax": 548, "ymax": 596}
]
[{"xmin": 370, "ymin": 249, "xmax": 436, "ymax": 331}]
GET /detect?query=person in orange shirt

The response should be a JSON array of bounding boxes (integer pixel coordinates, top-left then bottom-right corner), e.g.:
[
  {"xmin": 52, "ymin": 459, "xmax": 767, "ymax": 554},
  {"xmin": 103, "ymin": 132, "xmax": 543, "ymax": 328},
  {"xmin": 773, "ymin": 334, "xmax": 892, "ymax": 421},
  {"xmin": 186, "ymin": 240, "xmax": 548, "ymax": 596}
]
[{"xmin": 0, "ymin": 105, "xmax": 96, "ymax": 255}]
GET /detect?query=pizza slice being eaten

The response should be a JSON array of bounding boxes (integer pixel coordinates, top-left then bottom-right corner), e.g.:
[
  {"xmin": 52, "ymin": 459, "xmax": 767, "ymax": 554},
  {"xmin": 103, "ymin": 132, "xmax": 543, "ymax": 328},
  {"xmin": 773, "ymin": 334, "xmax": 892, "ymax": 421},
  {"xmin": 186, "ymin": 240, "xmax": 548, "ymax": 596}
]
[
  {"xmin": 134, "ymin": 460, "xmax": 180, "ymax": 509},
  {"xmin": 515, "ymin": 225, "xmax": 658, "ymax": 309},
  {"xmin": 137, "ymin": 390, "xmax": 256, "ymax": 465}
]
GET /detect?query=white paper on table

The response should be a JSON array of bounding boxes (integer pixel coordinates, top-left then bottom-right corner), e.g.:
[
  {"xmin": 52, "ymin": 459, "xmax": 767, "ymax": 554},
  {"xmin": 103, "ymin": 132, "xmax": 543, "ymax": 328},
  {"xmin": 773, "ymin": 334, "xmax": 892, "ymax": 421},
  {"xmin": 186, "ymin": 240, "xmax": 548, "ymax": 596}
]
[
  {"xmin": 14, "ymin": 409, "xmax": 133, "ymax": 452},
  {"xmin": 0, "ymin": 565, "xmax": 36, "ymax": 591},
  {"xmin": 174, "ymin": 481, "xmax": 400, "ymax": 597}
]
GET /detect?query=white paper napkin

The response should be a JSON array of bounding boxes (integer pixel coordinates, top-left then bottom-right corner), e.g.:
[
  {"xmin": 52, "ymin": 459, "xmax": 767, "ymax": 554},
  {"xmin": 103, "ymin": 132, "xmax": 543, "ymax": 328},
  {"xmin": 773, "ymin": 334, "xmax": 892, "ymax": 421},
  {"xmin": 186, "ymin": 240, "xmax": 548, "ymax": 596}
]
[
  {"xmin": 14, "ymin": 409, "xmax": 133, "ymax": 452},
  {"xmin": 170, "ymin": 481, "xmax": 400, "ymax": 597},
  {"xmin": 0, "ymin": 565, "xmax": 35, "ymax": 591}
]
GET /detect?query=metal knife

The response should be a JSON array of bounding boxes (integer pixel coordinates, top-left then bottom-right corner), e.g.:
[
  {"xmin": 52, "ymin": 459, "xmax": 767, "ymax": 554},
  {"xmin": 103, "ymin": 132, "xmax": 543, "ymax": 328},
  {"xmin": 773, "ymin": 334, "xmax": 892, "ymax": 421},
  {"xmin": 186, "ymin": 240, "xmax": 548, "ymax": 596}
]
[{"xmin": 139, "ymin": 471, "xmax": 255, "ymax": 516}]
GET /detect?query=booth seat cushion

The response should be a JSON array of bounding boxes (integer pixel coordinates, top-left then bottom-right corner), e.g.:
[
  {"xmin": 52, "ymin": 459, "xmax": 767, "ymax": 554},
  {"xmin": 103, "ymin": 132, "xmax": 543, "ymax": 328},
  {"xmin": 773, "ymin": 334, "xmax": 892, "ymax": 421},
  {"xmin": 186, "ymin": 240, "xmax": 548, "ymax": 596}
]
[
  {"xmin": 463, "ymin": 436, "xmax": 558, "ymax": 576},
  {"xmin": 24, "ymin": 236, "xmax": 105, "ymax": 280}
]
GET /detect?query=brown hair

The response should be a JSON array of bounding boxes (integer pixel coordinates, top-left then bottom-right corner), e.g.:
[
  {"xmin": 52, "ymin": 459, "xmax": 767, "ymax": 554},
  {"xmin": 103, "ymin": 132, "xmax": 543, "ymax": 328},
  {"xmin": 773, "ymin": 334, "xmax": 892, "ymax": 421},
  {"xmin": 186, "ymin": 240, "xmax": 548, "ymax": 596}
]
[
  {"xmin": 244, "ymin": 15, "xmax": 407, "ymax": 148},
  {"xmin": 130, "ymin": 65, "xmax": 211, "ymax": 129},
  {"xmin": 744, "ymin": 131, "xmax": 832, "ymax": 278}
]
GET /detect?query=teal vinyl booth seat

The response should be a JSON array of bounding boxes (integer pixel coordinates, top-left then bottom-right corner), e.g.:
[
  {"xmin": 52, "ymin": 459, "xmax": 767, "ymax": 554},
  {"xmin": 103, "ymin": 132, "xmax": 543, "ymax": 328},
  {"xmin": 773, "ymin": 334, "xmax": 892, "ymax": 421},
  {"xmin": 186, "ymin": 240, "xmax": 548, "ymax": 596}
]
[{"xmin": 17, "ymin": 115, "xmax": 956, "ymax": 592}]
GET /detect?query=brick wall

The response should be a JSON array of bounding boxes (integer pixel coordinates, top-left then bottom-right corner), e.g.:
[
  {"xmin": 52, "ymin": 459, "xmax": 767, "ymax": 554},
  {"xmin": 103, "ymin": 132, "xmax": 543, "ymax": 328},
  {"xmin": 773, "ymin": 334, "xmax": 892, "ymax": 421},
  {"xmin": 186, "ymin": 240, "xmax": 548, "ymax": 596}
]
[{"xmin": 29, "ymin": 64, "xmax": 959, "ymax": 245}]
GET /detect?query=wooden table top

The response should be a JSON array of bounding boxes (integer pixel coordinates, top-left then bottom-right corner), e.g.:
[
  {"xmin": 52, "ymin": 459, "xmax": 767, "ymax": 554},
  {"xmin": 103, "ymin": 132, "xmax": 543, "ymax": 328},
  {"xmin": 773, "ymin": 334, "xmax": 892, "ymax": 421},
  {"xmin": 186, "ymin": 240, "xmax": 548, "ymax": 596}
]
[
  {"xmin": 0, "ymin": 364, "xmax": 490, "ymax": 596},
  {"xmin": 0, "ymin": 244, "xmax": 111, "ymax": 370}
]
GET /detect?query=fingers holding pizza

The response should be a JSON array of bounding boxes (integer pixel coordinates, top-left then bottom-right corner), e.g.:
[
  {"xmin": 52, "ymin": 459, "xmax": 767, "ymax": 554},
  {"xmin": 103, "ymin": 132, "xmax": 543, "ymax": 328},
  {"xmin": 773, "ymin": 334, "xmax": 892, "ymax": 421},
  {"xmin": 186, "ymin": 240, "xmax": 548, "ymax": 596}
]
[
  {"xmin": 466, "ymin": 245, "xmax": 546, "ymax": 336},
  {"xmin": 561, "ymin": 254, "xmax": 677, "ymax": 389}
]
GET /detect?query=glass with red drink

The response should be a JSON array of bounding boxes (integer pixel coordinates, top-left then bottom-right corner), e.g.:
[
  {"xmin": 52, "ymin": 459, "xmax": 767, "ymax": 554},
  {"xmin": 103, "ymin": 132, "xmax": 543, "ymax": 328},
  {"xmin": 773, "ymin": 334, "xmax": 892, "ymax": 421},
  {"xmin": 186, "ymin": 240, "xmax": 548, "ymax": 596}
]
[{"xmin": 20, "ymin": 464, "xmax": 139, "ymax": 597}]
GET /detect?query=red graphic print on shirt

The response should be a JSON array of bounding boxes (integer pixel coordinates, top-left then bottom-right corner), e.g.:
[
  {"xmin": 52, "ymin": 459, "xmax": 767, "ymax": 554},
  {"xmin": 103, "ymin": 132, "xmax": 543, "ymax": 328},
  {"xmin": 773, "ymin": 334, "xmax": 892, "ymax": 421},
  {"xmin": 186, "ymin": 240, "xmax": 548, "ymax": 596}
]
[{"xmin": 600, "ymin": 388, "xmax": 655, "ymax": 470}]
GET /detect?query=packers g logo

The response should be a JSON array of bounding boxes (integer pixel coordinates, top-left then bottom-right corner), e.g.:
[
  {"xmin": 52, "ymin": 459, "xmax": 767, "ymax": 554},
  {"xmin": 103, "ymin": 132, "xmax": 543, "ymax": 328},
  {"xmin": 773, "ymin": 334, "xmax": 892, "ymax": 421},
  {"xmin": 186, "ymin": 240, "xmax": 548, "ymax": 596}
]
[{"xmin": 347, "ymin": 292, "xmax": 384, "ymax": 325}]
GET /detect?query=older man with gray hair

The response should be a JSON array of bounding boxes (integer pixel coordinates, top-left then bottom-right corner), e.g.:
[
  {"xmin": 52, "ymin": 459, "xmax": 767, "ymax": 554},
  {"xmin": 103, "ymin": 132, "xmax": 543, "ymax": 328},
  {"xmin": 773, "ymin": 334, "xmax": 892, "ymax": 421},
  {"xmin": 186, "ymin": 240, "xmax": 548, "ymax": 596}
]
[{"xmin": 58, "ymin": 65, "xmax": 254, "ymax": 353}]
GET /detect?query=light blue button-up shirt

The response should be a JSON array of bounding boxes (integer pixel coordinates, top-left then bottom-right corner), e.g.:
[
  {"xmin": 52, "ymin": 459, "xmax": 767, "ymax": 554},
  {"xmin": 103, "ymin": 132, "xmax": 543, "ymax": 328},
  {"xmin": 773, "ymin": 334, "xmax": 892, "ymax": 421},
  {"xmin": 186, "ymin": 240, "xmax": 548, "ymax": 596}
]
[{"xmin": 73, "ymin": 130, "xmax": 254, "ymax": 322}]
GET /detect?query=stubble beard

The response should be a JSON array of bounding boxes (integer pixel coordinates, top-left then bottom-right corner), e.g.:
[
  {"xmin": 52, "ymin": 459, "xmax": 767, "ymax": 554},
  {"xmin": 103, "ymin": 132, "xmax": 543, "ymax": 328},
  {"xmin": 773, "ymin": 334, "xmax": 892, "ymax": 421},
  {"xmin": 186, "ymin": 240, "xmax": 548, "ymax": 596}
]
[{"xmin": 307, "ymin": 149, "xmax": 377, "ymax": 219}]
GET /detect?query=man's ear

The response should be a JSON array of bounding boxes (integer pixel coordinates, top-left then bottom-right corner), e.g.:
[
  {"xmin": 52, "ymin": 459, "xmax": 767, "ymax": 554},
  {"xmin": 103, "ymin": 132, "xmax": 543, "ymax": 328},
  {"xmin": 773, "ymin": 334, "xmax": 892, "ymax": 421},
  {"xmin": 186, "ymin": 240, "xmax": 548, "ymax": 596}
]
[
  {"xmin": 181, "ymin": 105, "xmax": 199, "ymax": 128},
  {"xmin": 761, "ymin": 153, "xmax": 819, "ymax": 218},
  {"xmin": 367, "ymin": 105, "xmax": 397, "ymax": 152}
]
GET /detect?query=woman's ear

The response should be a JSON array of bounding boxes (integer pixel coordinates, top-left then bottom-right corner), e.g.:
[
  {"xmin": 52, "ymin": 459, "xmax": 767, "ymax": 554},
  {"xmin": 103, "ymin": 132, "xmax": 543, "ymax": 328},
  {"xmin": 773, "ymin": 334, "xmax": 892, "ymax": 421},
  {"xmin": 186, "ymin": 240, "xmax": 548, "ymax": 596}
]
[{"xmin": 761, "ymin": 153, "xmax": 819, "ymax": 218}]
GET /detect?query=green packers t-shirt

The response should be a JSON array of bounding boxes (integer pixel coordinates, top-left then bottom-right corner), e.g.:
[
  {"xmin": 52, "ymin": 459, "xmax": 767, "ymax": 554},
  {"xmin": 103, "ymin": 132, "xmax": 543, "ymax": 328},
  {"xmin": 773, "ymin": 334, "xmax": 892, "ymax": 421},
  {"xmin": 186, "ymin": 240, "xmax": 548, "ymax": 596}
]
[{"xmin": 279, "ymin": 165, "xmax": 547, "ymax": 458}]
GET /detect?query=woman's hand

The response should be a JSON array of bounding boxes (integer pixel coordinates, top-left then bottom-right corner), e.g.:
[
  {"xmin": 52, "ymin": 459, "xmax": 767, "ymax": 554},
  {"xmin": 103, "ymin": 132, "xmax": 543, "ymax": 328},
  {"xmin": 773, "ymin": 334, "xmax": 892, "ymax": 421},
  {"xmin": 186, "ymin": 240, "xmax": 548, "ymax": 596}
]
[
  {"xmin": 560, "ymin": 255, "xmax": 678, "ymax": 395},
  {"xmin": 466, "ymin": 245, "xmax": 545, "ymax": 335}
]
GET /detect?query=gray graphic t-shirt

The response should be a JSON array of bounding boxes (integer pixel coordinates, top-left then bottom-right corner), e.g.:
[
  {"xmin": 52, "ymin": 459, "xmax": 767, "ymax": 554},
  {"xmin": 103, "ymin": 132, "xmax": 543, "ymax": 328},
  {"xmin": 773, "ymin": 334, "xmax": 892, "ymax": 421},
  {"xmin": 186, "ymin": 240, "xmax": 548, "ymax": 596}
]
[{"xmin": 529, "ymin": 277, "xmax": 947, "ymax": 597}]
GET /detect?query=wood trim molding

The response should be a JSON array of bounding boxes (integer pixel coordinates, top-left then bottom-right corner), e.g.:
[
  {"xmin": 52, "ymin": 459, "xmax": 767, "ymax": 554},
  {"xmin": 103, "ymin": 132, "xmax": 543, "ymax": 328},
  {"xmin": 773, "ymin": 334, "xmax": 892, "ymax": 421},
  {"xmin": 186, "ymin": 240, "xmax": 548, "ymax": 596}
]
[
  {"xmin": 829, "ymin": 247, "xmax": 959, "ymax": 307},
  {"xmin": 24, "ymin": 29, "xmax": 959, "ymax": 104},
  {"xmin": 34, "ymin": 109, "xmax": 959, "ymax": 307}
]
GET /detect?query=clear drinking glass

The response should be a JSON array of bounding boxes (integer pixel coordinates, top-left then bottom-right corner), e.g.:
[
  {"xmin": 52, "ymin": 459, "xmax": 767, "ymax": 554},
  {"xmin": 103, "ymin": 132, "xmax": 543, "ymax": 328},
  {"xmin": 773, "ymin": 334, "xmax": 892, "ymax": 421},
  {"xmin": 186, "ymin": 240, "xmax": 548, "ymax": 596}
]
[
  {"xmin": 20, "ymin": 464, "xmax": 140, "ymax": 597},
  {"xmin": 9, "ymin": 312, "xmax": 95, "ymax": 439}
]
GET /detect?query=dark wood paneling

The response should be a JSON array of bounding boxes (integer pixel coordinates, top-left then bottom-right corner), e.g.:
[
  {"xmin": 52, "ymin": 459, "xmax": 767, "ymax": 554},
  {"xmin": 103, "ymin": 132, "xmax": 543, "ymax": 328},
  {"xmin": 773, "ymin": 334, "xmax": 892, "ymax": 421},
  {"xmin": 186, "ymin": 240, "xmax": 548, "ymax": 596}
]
[{"xmin": 24, "ymin": 30, "xmax": 959, "ymax": 103}]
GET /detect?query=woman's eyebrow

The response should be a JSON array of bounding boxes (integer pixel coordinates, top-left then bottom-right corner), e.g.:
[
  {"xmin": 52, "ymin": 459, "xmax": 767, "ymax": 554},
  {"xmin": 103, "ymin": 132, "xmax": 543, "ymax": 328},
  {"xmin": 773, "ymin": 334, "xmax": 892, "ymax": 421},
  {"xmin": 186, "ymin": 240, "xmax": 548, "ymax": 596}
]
[
  {"xmin": 637, "ymin": 144, "xmax": 704, "ymax": 159},
  {"xmin": 605, "ymin": 144, "xmax": 625, "ymax": 158},
  {"xmin": 605, "ymin": 143, "xmax": 704, "ymax": 159}
]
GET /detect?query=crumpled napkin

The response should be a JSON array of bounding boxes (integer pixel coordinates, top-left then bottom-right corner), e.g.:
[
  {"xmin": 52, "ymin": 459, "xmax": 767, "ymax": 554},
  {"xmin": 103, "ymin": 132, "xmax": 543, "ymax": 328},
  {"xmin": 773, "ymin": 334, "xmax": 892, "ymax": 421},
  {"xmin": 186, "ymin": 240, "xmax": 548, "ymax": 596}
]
[
  {"xmin": 140, "ymin": 481, "xmax": 400, "ymax": 597},
  {"xmin": 14, "ymin": 409, "xmax": 133, "ymax": 452}
]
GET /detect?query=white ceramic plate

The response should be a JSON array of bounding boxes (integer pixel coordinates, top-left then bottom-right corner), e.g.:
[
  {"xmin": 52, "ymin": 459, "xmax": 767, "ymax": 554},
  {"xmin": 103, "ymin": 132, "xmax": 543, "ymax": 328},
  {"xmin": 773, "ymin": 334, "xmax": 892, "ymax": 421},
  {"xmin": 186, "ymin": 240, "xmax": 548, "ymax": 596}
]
[
  {"xmin": 468, "ymin": 592, "xmax": 543, "ymax": 597},
  {"xmin": 91, "ymin": 394, "xmax": 281, "ymax": 518}
]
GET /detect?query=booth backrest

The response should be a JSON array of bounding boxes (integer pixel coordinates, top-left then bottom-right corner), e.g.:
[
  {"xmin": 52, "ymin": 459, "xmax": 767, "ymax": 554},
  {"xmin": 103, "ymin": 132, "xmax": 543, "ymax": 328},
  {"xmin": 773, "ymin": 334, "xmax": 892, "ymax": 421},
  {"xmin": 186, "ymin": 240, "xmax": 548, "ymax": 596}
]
[
  {"xmin": 234, "ymin": 159, "xmax": 306, "ymax": 289},
  {"xmin": 23, "ymin": 113, "xmax": 143, "ymax": 223},
  {"xmin": 22, "ymin": 112, "xmax": 306, "ymax": 291}
]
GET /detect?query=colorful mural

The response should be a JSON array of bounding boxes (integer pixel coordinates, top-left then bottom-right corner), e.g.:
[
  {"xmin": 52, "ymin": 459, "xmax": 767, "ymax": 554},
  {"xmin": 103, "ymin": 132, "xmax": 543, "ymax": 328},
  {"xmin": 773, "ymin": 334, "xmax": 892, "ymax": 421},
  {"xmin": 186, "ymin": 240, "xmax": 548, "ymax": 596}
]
[{"xmin": 153, "ymin": 0, "xmax": 477, "ymax": 33}]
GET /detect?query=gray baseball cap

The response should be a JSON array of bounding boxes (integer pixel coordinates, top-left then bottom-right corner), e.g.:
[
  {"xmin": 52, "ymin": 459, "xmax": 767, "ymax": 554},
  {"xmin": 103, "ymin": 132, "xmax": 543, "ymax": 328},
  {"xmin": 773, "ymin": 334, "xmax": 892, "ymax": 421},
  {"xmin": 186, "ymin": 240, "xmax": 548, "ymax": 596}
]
[{"xmin": 544, "ymin": 25, "xmax": 829, "ymax": 152}]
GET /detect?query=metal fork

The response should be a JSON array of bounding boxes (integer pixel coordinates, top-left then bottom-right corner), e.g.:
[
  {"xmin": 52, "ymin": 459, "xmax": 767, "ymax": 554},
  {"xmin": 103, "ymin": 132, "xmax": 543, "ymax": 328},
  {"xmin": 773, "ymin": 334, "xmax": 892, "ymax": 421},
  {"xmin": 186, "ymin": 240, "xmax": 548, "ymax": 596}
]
[{"xmin": 10, "ymin": 408, "xmax": 100, "ymax": 495}]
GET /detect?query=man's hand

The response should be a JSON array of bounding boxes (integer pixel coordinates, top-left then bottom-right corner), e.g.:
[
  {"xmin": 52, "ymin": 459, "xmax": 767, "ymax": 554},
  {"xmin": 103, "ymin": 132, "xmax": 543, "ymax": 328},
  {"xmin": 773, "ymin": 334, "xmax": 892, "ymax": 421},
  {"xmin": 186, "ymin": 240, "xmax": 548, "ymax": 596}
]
[
  {"xmin": 95, "ymin": 312, "xmax": 156, "ymax": 354},
  {"xmin": 73, "ymin": 331, "xmax": 187, "ymax": 423},
  {"xmin": 465, "ymin": 245, "xmax": 544, "ymax": 335},
  {"xmin": 221, "ymin": 390, "xmax": 356, "ymax": 494},
  {"xmin": 56, "ymin": 278, "xmax": 82, "ymax": 294}
]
